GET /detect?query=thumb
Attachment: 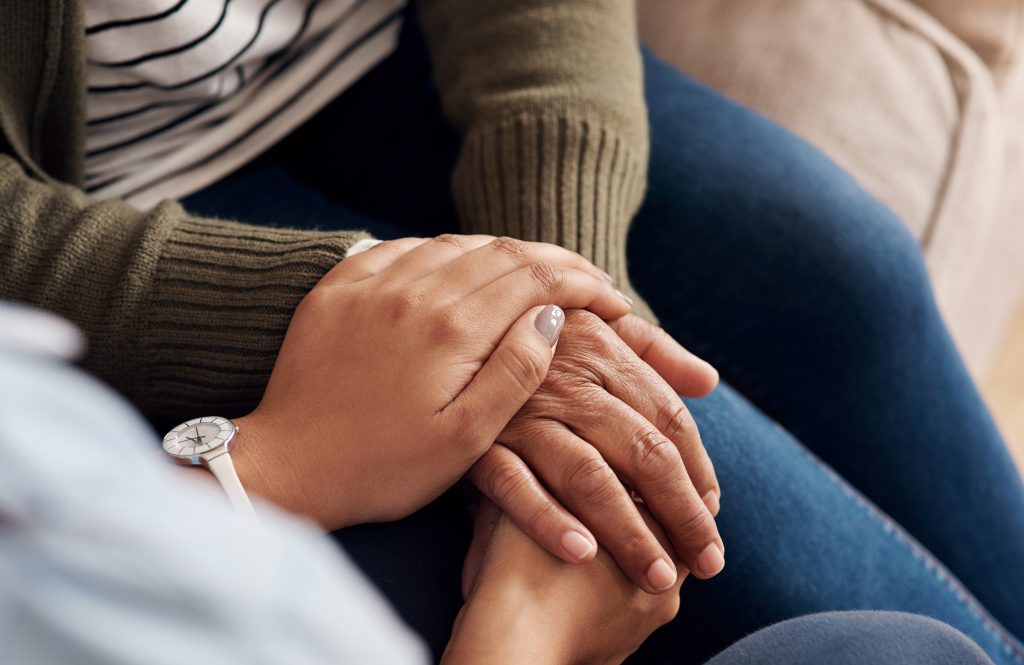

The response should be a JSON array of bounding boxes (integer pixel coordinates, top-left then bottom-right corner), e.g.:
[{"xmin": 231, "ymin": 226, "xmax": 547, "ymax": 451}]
[{"xmin": 443, "ymin": 305, "xmax": 564, "ymax": 449}]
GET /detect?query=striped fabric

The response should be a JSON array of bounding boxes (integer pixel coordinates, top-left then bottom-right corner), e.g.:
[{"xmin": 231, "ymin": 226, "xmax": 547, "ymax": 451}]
[{"xmin": 84, "ymin": 0, "xmax": 405, "ymax": 209}]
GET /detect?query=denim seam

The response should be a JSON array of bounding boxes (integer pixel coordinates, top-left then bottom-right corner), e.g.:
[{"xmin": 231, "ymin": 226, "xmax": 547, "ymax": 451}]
[
  {"xmin": 707, "ymin": 360, "xmax": 1024, "ymax": 663},
  {"xmin": 795, "ymin": 441, "xmax": 1024, "ymax": 664},
  {"xmin": 691, "ymin": 351, "xmax": 1024, "ymax": 661}
]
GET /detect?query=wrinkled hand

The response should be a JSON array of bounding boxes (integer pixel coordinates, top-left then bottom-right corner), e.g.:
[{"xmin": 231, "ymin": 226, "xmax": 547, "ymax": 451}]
[
  {"xmin": 469, "ymin": 310, "xmax": 724, "ymax": 593},
  {"xmin": 233, "ymin": 235, "xmax": 632, "ymax": 530},
  {"xmin": 444, "ymin": 498, "xmax": 685, "ymax": 665}
]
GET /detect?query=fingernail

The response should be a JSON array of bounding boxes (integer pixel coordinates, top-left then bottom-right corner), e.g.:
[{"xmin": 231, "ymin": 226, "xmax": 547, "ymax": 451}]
[
  {"xmin": 647, "ymin": 558, "xmax": 677, "ymax": 590},
  {"xmin": 600, "ymin": 269, "xmax": 615, "ymax": 283},
  {"xmin": 534, "ymin": 305, "xmax": 565, "ymax": 348},
  {"xmin": 616, "ymin": 290, "xmax": 634, "ymax": 307},
  {"xmin": 697, "ymin": 543, "xmax": 725, "ymax": 578},
  {"xmin": 702, "ymin": 489, "xmax": 720, "ymax": 516},
  {"xmin": 561, "ymin": 531, "xmax": 596, "ymax": 562}
]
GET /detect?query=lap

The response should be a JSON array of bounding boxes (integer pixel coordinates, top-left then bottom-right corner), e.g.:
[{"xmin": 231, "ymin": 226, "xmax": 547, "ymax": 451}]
[
  {"xmin": 632, "ymin": 48, "xmax": 1024, "ymax": 640},
  {"xmin": 181, "ymin": 21, "xmax": 1024, "ymax": 664},
  {"xmin": 642, "ymin": 385, "xmax": 1022, "ymax": 665}
]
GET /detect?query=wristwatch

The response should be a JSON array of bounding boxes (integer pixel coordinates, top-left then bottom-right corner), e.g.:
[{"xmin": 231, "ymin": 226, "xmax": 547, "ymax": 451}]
[{"xmin": 163, "ymin": 416, "xmax": 256, "ymax": 520}]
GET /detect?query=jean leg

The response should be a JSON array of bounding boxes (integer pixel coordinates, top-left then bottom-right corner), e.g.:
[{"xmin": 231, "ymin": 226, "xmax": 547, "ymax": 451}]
[
  {"xmin": 629, "ymin": 386, "xmax": 1024, "ymax": 665},
  {"xmin": 629, "ymin": 48, "xmax": 1024, "ymax": 638},
  {"xmin": 704, "ymin": 612, "xmax": 994, "ymax": 665}
]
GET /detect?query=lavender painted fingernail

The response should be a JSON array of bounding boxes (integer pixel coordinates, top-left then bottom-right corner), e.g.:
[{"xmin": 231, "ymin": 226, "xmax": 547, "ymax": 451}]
[
  {"xmin": 600, "ymin": 269, "xmax": 615, "ymax": 283},
  {"xmin": 535, "ymin": 305, "xmax": 565, "ymax": 348},
  {"xmin": 617, "ymin": 290, "xmax": 634, "ymax": 307}
]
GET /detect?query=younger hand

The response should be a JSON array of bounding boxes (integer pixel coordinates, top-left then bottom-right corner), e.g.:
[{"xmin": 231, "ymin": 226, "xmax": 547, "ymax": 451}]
[
  {"xmin": 232, "ymin": 235, "xmax": 631, "ymax": 529},
  {"xmin": 444, "ymin": 499, "xmax": 684, "ymax": 665}
]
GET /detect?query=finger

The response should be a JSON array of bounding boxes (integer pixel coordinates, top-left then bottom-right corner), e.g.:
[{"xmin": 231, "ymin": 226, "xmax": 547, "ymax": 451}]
[
  {"xmin": 462, "ymin": 496, "xmax": 503, "ymax": 600},
  {"xmin": 597, "ymin": 325, "xmax": 721, "ymax": 514},
  {"xmin": 441, "ymin": 305, "xmax": 564, "ymax": 454},
  {"xmin": 422, "ymin": 236, "xmax": 615, "ymax": 298},
  {"xmin": 469, "ymin": 444, "xmax": 597, "ymax": 567},
  {"xmin": 319, "ymin": 237, "xmax": 429, "ymax": 286},
  {"xmin": 378, "ymin": 234, "xmax": 496, "ymax": 283},
  {"xmin": 464, "ymin": 264, "xmax": 631, "ymax": 330},
  {"xmin": 571, "ymin": 393, "xmax": 725, "ymax": 580},
  {"xmin": 609, "ymin": 315, "xmax": 719, "ymax": 397},
  {"xmin": 506, "ymin": 419, "xmax": 679, "ymax": 594},
  {"xmin": 635, "ymin": 505, "xmax": 687, "ymax": 625}
]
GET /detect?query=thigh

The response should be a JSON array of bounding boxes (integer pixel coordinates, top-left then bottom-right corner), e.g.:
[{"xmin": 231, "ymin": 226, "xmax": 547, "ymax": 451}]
[
  {"xmin": 629, "ymin": 385, "xmax": 1023, "ymax": 665},
  {"xmin": 629, "ymin": 48, "xmax": 1024, "ymax": 638}
]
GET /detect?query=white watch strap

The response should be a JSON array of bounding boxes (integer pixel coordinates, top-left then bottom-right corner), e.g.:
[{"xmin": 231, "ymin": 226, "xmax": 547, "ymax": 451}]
[
  {"xmin": 207, "ymin": 452, "xmax": 257, "ymax": 521},
  {"xmin": 345, "ymin": 238, "xmax": 383, "ymax": 257}
]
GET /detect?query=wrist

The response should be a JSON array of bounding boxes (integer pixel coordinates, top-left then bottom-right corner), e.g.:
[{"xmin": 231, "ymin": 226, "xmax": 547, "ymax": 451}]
[
  {"xmin": 230, "ymin": 411, "xmax": 348, "ymax": 528},
  {"xmin": 443, "ymin": 576, "xmax": 571, "ymax": 665}
]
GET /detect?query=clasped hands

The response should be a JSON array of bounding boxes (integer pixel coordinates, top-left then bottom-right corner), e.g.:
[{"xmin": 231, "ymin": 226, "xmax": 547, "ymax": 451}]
[{"xmin": 231, "ymin": 234, "xmax": 723, "ymax": 647}]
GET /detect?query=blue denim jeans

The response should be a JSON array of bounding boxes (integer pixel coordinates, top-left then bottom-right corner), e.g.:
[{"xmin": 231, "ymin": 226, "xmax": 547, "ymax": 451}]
[
  {"xmin": 183, "ymin": 10, "xmax": 1024, "ymax": 665},
  {"xmin": 0, "ymin": 337, "xmax": 996, "ymax": 665}
]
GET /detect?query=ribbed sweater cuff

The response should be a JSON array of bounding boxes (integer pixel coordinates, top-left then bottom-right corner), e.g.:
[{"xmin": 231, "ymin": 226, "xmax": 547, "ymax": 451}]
[
  {"xmin": 451, "ymin": 114, "xmax": 654, "ymax": 321},
  {"xmin": 133, "ymin": 210, "xmax": 369, "ymax": 420}
]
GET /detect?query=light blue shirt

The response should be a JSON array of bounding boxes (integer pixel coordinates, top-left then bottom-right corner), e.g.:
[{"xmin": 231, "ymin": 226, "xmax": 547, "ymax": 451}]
[{"xmin": 0, "ymin": 303, "xmax": 428, "ymax": 665}]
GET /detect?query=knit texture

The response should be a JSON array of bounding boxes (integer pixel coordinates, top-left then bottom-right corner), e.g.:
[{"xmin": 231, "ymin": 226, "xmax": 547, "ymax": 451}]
[
  {"xmin": 419, "ymin": 0, "xmax": 654, "ymax": 319},
  {"xmin": 451, "ymin": 114, "xmax": 651, "ymax": 319},
  {"xmin": 0, "ymin": 157, "xmax": 367, "ymax": 420},
  {"xmin": 0, "ymin": 0, "xmax": 653, "ymax": 421}
]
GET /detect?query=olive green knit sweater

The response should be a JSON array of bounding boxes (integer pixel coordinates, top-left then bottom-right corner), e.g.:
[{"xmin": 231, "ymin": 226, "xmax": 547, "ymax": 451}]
[{"xmin": 0, "ymin": 0, "xmax": 649, "ymax": 421}]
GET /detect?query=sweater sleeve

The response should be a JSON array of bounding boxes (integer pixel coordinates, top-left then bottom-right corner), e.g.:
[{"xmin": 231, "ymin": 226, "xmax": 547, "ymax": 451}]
[
  {"xmin": 0, "ymin": 156, "xmax": 369, "ymax": 422},
  {"xmin": 417, "ymin": 0, "xmax": 653, "ymax": 320}
]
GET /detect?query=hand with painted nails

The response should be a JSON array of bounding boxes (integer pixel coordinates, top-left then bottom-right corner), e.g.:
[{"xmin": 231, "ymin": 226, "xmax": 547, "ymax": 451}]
[
  {"xmin": 468, "ymin": 309, "xmax": 725, "ymax": 593},
  {"xmin": 229, "ymin": 234, "xmax": 632, "ymax": 530},
  {"xmin": 443, "ymin": 498, "xmax": 685, "ymax": 665}
]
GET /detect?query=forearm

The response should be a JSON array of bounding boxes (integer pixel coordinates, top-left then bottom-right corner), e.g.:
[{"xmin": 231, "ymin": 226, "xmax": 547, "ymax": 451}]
[
  {"xmin": 0, "ymin": 156, "xmax": 369, "ymax": 422},
  {"xmin": 417, "ymin": 0, "xmax": 653, "ymax": 319}
]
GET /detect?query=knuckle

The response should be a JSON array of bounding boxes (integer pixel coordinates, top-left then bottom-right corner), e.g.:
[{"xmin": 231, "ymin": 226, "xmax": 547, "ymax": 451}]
[
  {"xmin": 298, "ymin": 284, "xmax": 335, "ymax": 312},
  {"xmin": 567, "ymin": 310, "xmax": 617, "ymax": 348},
  {"xmin": 563, "ymin": 455, "xmax": 620, "ymax": 505},
  {"xmin": 484, "ymin": 459, "xmax": 534, "ymax": 505},
  {"xmin": 522, "ymin": 496, "xmax": 560, "ymax": 533},
  {"xmin": 427, "ymin": 306, "xmax": 470, "ymax": 343},
  {"xmin": 490, "ymin": 236, "xmax": 529, "ymax": 262},
  {"xmin": 617, "ymin": 530, "xmax": 662, "ymax": 569},
  {"xmin": 655, "ymin": 399, "xmax": 698, "ymax": 444},
  {"xmin": 564, "ymin": 308, "xmax": 602, "ymax": 331},
  {"xmin": 432, "ymin": 233, "xmax": 464, "ymax": 248},
  {"xmin": 385, "ymin": 285, "xmax": 426, "ymax": 319},
  {"xmin": 673, "ymin": 509, "xmax": 717, "ymax": 548},
  {"xmin": 377, "ymin": 238, "xmax": 415, "ymax": 255},
  {"xmin": 627, "ymin": 429, "xmax": 678, "ymax": 478},
  {"xmin": 496, "ymin": 341, "xmax": 549, "ymax": 396},
  {"xmin": 528, "ymin": 262, "xmax": 564, "ymax": 294}
]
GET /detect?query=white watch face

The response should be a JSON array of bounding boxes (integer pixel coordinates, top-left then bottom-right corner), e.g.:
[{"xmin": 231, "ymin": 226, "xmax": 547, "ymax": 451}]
[{"xmin": 163, "ymin": 416, "xmax": 235, "ymax": 458}]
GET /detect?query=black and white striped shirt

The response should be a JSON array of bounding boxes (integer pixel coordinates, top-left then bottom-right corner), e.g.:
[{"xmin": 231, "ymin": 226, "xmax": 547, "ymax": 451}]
[{"xmin": 84, "ymin": 0, "xmax": 405, "ymax": 209}]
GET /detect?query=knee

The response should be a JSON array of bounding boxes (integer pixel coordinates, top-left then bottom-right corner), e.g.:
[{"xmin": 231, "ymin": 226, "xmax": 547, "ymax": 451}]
[
  {"xmin": 803, "ymin": 190, "xmax": 937, "ymax": 337},
  {"xmin": 706, "ymin": 612, "xmax": 995, "ymax": 665},
  {"xmin": 637, "ymin": 62, "xmax": 941, "ymax": 339}
]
